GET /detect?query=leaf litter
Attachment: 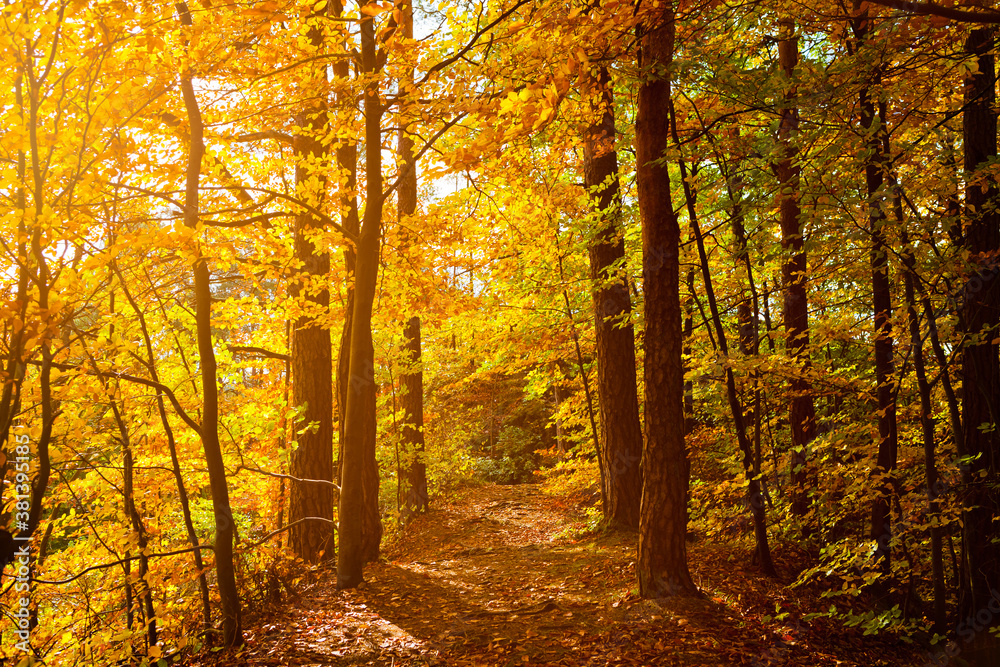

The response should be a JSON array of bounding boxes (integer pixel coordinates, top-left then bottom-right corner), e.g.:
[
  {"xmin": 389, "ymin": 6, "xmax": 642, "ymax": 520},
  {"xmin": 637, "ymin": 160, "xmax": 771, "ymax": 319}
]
[{"xmin": 191, "ymin": 484, "xmax": 924, "ymax": 666}]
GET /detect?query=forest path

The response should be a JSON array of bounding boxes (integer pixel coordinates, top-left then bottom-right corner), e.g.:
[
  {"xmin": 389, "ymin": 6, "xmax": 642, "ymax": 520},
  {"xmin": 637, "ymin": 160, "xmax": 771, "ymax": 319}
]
[{"xmin": 223, "ymin": 484, "xmax": 921, "ymax": 667}]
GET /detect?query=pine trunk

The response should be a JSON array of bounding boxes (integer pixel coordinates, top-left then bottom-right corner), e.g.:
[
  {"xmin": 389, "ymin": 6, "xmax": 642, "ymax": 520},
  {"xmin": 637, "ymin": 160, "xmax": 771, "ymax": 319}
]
[
  {"xmin": 852, "ymin": 8, "xmax": 898, "ymax": 584},
  {"xmin": 776, "ymin": 18, "xmax": 816, "ymax": 519},
  {"xmin": 636, "ymin": 7, "xmax": 699, "ymax": 598},
  {"xmin": 583, "ymin": 65, "xmax": 643, "ymax": 530},
  {"xmin": 338, "ymin": 2, "xmax": 384, "ymax": 588},
  {"xmin": 287, "ymin": 5, "xmax": 335, "ymax": 563},
  {"xmin": 958, "ymin": 26, "xmax": 1000, "ymax": 667}
]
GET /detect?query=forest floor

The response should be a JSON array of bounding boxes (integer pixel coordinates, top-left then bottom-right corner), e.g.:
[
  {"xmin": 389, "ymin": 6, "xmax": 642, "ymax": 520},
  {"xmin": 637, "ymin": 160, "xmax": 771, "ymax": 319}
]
[{"xmin": 194, "ymin": 484, "xmax": 927, "ymax": 666}]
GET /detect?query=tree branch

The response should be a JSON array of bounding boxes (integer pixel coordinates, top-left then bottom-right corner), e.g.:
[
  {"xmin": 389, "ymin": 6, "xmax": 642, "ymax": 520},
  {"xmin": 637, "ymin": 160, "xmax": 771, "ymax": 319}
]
[
  {"xmin": 865, "ymin": 0, "xmax": 1000, "ymax": 23},
  {"xmin": 28, "ymin": 359, "xmax": 202, "ymax": 436},
  {"xmin": 31, "ymin": 545, "xmax": 214, "ymax": 585},
  {"xmin": 227, "ymin": 345, "xmax": 291, "ymax": 361}
]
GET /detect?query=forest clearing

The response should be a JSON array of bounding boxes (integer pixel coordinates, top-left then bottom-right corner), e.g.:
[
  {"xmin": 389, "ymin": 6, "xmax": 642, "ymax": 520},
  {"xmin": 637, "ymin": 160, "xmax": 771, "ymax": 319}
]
[{"xmin": 2, "ymin": 0, "xmax": 1000, "ymax": 665}]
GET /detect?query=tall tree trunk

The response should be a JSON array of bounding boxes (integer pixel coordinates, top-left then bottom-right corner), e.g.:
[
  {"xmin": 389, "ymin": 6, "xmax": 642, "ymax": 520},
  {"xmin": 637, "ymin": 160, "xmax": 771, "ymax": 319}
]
[
  {"xmin": 288, "ymin": 4, "xmax": 335, "ymax": 562},
  {"xmin": 852, "ymin": 7, "xmax": 898, "ymax": 586},
  {"xmin": 901, "ymin": 228, "xmax": 947, "ymax": 632},
  {"xmin": 958, "ymin": 26, "xmax": 1000, "ymax": 667},
  {"xmin": 334, "ymin": 0, "xmax": 360, "ymax": 484},
  {"xmin": 776, "ymin": 18, "xmax": 816, "ymax": 520},
  {"xmin": 636, "ymin": 6, "xmax": 699, "ymax": 598},
  {"xmin": 177, "ymin": 2, "xmax": 243, "ymax": 646},
  {"xmin": 583, "ymin": 65, "xmax": 643, "ymax": 530},
  {"xmin": 727, "ymin": 165, "xmax": 767, "ymax": 510},
  {"xmin": 338, "ymin": 0, "xmax": 384, "ymax": 588},
  {"xmin": 397, "ymin": 0, "xmax": 427, "ymax": 521}
]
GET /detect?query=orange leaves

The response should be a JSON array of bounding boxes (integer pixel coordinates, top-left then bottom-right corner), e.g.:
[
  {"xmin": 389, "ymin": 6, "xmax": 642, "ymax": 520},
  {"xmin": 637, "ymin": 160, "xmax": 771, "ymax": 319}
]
[
  {"xmin": 241, "ymin": 0, "xmax": 282, "ymax": 18},
  {"xmin": 360, "ymin": 1, "xmax": 395, "ymax": 16}
]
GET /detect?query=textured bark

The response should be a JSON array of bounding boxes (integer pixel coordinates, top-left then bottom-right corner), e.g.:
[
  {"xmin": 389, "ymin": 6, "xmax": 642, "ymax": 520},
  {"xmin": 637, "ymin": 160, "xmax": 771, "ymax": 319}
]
[
  {"xmin": 776, "ymin": 19, "xmax": 816, "ymax": 519},
  {"xmin": 852, "ymin": 9, "xmax": 898, "ymax": 583},
  {"xmin": 583, "ymin": 65, "xmax": 643, "ymax": 531},
  {"xmin": 397, "ymin": 0, "xmax": 427, "ymax": 521},
  {"xmin": 177, "ymin": 2, "xmax": 242, "ymax": 645},
  {"xmin": 334, "ymin": 0, "xmax": 360, "ymax": 484},
  {"xmin": 635, "ymin": 8, "xmax": 699, "ymax": 599},
  {"xmin": 901, "ymin": 228, "xmax": 947, "ymax": 632},
  {"xmin": 400, "ymin": 317, "xmax": 428, "ymax": 518},
  {"xmin": 338, "ymin": 2, "xmax": 384, "ymax": 588},
  {"xmin": 287, "ymin": 6, "xmax": 335, "ymax": 563},
  {"xmin": 958, "ymin": 27, "xmax": 1000, "ymax": 667}
]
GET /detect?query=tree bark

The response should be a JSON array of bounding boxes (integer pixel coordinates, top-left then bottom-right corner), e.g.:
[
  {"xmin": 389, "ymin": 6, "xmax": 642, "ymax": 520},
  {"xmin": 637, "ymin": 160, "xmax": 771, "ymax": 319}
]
[
  {"xmin": 288, "ymin": 4, "xmax": 335, "ymax": 563},
  {"xmin": 776, "ymin": 18, "xmax": 816, "ymax": 520},
  {"xmin": 397, "ymin": 0, "xmax": 428, "ymax": 521},
  {"xmin": 400, "ymin": 317, "xmax": 428, "ymax": 518},
  {"xmin": 177, "ymin": 2, "xmax": 242, "ymax": 646},
  {"xmin": 958, "ymin": 26, "xmax": 1000, "ymax": 667},
  {"xmin": 334, "ymin": 0, "xmax": 360, "ymax": 484},
  {"xmin": 851, "ymin": 7, "xmax": 898, "ymax": 585},
  {"xmin": 338, "ymin": 0, "xmax": 384, "ymax": 588},
  {"xmin": 901, "ymin": 227, "xmax": 947, "ymax": 632},
  {"xmin": 635, "ymin": 6, "xmax": 699, "ymax": 599},
  {"xmin": 583, "ymin": 65, "xmax": 643, "ymax": 531}
]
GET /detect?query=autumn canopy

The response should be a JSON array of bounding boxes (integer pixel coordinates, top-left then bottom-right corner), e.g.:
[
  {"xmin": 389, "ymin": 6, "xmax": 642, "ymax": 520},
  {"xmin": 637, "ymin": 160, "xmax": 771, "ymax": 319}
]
[{"xmin": 2, "ymin": 0, "xmax": 1000, "ymax": 665}]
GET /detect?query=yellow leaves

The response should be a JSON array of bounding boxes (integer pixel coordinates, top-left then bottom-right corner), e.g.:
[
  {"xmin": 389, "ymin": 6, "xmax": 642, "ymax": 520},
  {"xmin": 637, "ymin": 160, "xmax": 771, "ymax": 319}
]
[
  {"xmin": 498, "ymin": 90, "xmax": 520, "ymax": 115},
  {"xmin": 360, "ymin": 1, "xmax": 394, "ymax": 16},
  {"xmin": 507, "ymin": 19, "xmax": 527, "ymax": 34},
  {"xmin": 242, "ymin": 0, "xmax": 281, "ymax": 17}
]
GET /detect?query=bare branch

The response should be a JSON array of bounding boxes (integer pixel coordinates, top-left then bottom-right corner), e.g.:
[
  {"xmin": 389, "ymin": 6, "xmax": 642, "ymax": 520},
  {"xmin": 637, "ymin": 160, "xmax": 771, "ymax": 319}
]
[
  {"xmin": 865, "ymin": 0, "xmax": 1000, "ymax": 23},
  {"xmin": 227, "ymin": 345, "xmax": 291, "ymax": 361}
]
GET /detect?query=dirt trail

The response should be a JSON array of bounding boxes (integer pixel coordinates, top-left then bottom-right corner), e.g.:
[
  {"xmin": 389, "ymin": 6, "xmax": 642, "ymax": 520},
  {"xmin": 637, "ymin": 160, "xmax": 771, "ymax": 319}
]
[{"xmin": 223, "ymin": 484, "xmax": 922, "ymax": 667}]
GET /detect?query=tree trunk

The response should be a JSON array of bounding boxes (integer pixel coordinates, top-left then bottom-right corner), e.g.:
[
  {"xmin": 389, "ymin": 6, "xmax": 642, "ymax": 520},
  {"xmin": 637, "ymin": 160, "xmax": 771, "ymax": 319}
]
[
  {"xmin": 288, "ymin": 4, "xmax": 334, "ymax": 562},
  {"xmin": 338, "ymin": 1, "xmax": 384, "ymax": 588},
  {"xmin": 397, "ymin": 0, "xmax": 427, "ymax": 521},
  {"xmin": 958, "ymin": 26, "xmax": 1000, "ymax": 667},
  {"xmin": 851, "ymin": 7, "xmax": 898, "ymax": 586},
  {"xmin": 901, "ymin": 227, "xmax": 947, "ymax": 632},
  {"xmin": 583, "ymin": 65, "xmax": 643, "ymax": 531},
  {"xmin": 177, "ymin": 2, "xmax": 243, "ymax": 646},
  {"xmin": 776, "ymin": 18, "xmax": 816, "ymax": 520},
  {"xmin": 400, "ymin": 317, "xmax": 428, "ymax": 519},
  {"xmin": 635, "ymin": 7, "xmax": 699, "ymax": 599},
  {"xmin": 334, "ymin": 0, "xmax": 360, "ymax": 486}
]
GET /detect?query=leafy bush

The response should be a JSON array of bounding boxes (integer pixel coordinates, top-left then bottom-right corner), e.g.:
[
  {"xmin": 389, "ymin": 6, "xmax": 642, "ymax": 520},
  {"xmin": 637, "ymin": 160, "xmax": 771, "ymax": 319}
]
[{"xmin": 469, "ymin": 425, "xmax": 540, "ymax": 484}]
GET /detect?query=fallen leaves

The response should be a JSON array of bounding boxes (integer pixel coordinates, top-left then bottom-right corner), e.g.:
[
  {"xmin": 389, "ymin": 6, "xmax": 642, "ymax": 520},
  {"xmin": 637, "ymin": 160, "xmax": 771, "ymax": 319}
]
[{"xmin": 191, "ymin": 484, "xmax": 924, "ymax": 667}]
